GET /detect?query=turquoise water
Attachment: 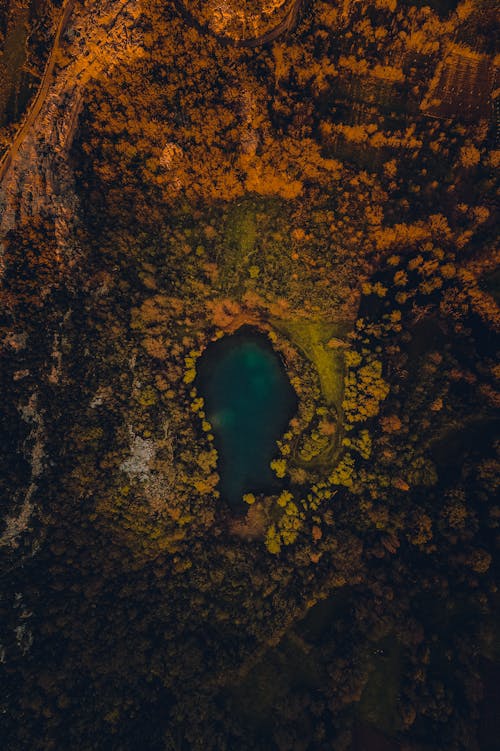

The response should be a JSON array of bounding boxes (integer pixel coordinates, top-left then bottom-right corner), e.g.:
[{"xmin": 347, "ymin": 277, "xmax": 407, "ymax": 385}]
[{"xmin": 196, "ymin": 328, "xmax": 297, "ymax": 508}]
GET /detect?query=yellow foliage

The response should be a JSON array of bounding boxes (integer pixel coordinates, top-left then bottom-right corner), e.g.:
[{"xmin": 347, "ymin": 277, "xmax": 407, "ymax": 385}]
[
  {"xmin": 277, "ymin": 490, "xmax": 293, "ymax": 507},
  {"xmin": 329, "ymin": 453, "xmax": 355, "ymax": 488},
  {"xmin": 137, "ymin": 386, "xmax": 157, "ymax": 406},
  {"xmin": 191, "ymin": 397, "xmax": 204, "ymax": 412},
  {"xmin": 265, "ymin": 524, "xmax": 282, "ymax": 554},
  {"xmin": 270, "ymin": 458, "xmax": 287, "ymax": 478}
]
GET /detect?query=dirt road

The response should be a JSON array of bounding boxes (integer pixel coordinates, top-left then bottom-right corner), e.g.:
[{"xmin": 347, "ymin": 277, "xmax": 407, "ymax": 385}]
[
  {"xmin": 0, "ymin": 0, "xmax": 76, "ymax": 185},
  {"xmin": 173, "ymin": 0, "xmax": 304, "ymax": 49},
  {"xmin": 0, "ymin": 0, "xmax": 304, "ymax": 188}
]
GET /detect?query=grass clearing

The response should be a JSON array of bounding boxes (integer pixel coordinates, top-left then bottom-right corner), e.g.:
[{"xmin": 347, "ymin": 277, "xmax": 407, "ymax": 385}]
[
  {"xmin": 273, "ymin": 318, "xmax": 350, "ymax": 409},
  {"xmin": 219, "ymin": 196, "xmax": 290, "ymax": 292},
  {"xmin": 358, "ymin": 636, "xmax": 403, "ymax": 737},
  {"xmin": 219, "ymin": 198, "xmax": 264, "ymax": 289},
  {"xmin": 273, "ymin": 319, "xmax": 352, "ymax": 470},
  {"xmin": 219, "ymin": 204, "xmax": 352, "ymax": 452},
  {"xmin": 224, "ymin": 200, "xmax": 258, "ymax": 257},
  {"xmin": 230, "ymin": 632, "xmax": 325, "ymax": 733}
]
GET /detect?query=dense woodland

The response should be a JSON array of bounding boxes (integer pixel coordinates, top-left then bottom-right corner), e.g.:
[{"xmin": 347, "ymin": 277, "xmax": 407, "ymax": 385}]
[{"xmin": 1, "ymin": 0, "xmax": 499, "ymax": 749}]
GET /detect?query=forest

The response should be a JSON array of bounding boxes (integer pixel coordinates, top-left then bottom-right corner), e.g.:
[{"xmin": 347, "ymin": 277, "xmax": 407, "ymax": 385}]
[{"xmin": 0, "ymin": 0, "xmax": 499, "ymax": 749}]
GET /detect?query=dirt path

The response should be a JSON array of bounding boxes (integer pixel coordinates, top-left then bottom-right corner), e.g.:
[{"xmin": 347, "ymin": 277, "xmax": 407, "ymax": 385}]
[
  {"xmin": 173, "ymin": 0, "xmax": 304, "ymax": 49},
  {"xmin": 0, "ymin": 0, "xmax": 142, "ymax": 258},
  {"xmin": 0, "ymin": 0, "xmax": 304, "ymax": 189},
  {"xmin": 0, "ymin": 0, "xmax": 76, "ymax": 185}
]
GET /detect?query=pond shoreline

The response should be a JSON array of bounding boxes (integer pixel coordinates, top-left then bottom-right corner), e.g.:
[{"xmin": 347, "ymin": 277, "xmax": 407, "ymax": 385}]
[{"xmin": 195, "ymin": 325, "xmax": 298, "ymax": 511}]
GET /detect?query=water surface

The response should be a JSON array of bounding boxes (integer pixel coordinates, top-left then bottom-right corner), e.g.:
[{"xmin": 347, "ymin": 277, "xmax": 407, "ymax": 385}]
[{"xmin": 196, "ymin": 328, "xmax": 297, "ymax": 509}]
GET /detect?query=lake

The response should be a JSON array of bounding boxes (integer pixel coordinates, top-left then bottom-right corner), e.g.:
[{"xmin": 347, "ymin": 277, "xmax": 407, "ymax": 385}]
[{"xmin": 196, "ymin": 327, "xmax": 297, "ymax": 509}]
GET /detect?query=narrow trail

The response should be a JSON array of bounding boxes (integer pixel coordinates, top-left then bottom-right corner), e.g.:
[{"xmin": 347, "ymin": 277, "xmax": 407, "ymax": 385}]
[
  {"xmin": 172, "ymin": 0, "xmax": 304, "ymax": 49},
  {"xmin": 0, "ymin": 0, "xmax": 142, "ymax": 255},
  {"xmin": 0, "ymin": 0, "xmax": 304, "ymax": 190},
  {"xmin": 0, "ymin": 0, "xmax": 76, "ymax": 185}
]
